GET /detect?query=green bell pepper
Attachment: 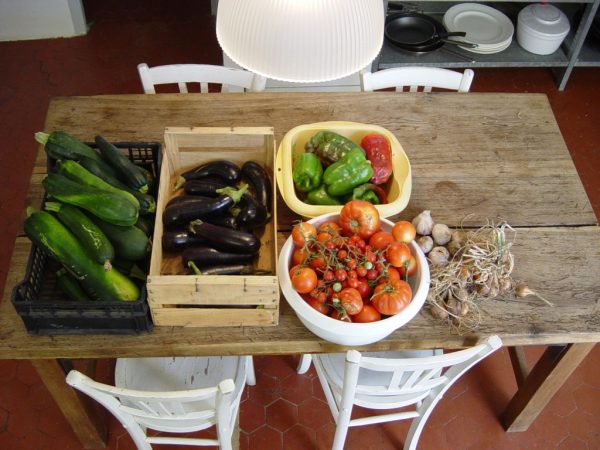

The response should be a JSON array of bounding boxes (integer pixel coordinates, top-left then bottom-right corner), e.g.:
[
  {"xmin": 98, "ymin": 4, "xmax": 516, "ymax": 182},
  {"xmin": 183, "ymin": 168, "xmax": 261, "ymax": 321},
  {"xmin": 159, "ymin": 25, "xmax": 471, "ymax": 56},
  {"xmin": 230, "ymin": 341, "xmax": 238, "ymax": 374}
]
[
  {"xmin": 323, "ymin": 148, "xmax": 374, "ymax": 197},
  {"xmin": 306, "ymin": 184, "xmax": 343, "ymax": 205},
  {"xmin": 305, "ymin": 131, "xmax": 364, "ymax": 166},
  {"xmin": 346, "ymin": 183, "xmax": 388, "ymax": 205},
  {"xmin": 293, "ymin": 152, "xmax": 323, "ymax": 192}
]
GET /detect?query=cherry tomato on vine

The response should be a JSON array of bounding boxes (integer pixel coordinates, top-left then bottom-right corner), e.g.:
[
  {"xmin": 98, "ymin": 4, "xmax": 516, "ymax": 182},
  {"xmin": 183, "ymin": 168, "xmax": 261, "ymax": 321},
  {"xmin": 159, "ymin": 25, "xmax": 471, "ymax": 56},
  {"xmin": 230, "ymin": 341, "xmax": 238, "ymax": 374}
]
[
  {"xmin": 369, "ymin": 231, "xmax": 394, "ymax": 250},
  {"xmin": 352, "ymin": 304, "xmax": 382, "ymax": 323},
  {"xmin": 292, "ymin": 222, "xmax": 317, "ymax": 247},
  {"xmin": 291, "ymin": 267, "xmax": 318, "ymax": 294},
  {"xmin": 386, "ymin": 241, "xmax": 412, "ymax": 268},
  {"xmin": 398, "ymin": 256, "xmax": 417, "ymax": 279},
  {"xmin": 335, "ymin": 269, "xmax": 347, "ymax": 282},
  {"xmin": 356, "ymin": 279, "xmax": 372, "ymax": 299},
  {"xmin": 371, "ymin": 279, "xmax": 412, "ymax": 315},
  {"xmin": 309, "ymin": 256, "xmax": 327, "ymax": 270},
  {"xmin": 305, "ymin": 296, "xmax": 331, "ymax": 315},
  {"xmin": 339, "ymin": 200, "xmax": 381, "ymax": 240},
  {"xmin": 356, "ymin": 266, "xmax": 368, "ymax": 278},
  {"xmin": 392, "ymin": 221, "xmax": 417, "ymax": 243},
  {"xmin": 292, "ymin": 247, "xmax": 308, "ymax": 266}
]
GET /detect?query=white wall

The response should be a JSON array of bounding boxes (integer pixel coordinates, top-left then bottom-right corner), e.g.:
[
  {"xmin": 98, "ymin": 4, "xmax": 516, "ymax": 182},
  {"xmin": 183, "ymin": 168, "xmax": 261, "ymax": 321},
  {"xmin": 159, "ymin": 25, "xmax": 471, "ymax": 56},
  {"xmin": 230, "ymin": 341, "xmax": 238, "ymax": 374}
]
[{"xmin": 0, "ymin": 0, "xmax": 87, "ymax": 41}]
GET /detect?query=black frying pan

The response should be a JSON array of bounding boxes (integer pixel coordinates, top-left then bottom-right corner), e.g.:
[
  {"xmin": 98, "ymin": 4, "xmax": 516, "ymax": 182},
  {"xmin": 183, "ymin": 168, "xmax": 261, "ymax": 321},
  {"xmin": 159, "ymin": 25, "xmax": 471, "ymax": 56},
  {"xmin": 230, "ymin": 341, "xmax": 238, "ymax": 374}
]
[{"xmin": 385, "ymin": 12, "xmax": 467, "ymax": 53}]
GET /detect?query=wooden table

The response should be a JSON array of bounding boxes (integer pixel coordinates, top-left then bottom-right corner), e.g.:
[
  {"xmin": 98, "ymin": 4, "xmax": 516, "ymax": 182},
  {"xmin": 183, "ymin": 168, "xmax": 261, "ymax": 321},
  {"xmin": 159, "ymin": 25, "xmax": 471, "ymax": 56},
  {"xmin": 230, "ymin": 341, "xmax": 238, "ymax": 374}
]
[{"xmin": 0, "ymin": 93, "xmax": 598, "ymax": 448}]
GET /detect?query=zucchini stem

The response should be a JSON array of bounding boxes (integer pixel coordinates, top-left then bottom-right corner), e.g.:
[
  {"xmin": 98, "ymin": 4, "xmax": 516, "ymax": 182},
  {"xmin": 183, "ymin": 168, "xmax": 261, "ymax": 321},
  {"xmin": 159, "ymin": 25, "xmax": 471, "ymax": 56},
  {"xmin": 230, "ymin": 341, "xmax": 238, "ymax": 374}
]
[
  {"xmin": 35, "ymin": 131, "xmax": 50, "ymax": 145},
  {"xmin": 44, "ymin": 201, "xmax": 62, "ymax": 213}
]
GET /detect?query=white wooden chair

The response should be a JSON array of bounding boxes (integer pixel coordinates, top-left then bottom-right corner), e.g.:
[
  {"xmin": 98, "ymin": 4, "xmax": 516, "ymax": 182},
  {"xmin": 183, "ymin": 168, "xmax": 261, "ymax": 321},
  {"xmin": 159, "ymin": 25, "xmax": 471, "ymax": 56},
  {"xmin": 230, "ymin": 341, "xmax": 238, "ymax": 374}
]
[
  {"xmin": 361, "ymin": 67, "xmax": 475, "ymax": 92},
  {"xmin": 312, "ymin": 335, "xmax": 502, "ymax": 450},
  {"xmin": 137, "ymin": 63, "xmax": 267, "ymax": 94},
  {"xmin": 66, "ymin": 355, "xmax": 255, "ymax": 450}
]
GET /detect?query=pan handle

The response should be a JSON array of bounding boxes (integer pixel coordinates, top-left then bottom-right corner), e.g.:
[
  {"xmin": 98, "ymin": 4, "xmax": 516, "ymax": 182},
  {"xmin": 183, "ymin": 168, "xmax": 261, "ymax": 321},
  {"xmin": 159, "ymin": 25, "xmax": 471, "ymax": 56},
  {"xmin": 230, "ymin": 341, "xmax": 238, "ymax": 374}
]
[{"xmin": 441, "ymin": 39, "xmax": 478, "ymax": 48}]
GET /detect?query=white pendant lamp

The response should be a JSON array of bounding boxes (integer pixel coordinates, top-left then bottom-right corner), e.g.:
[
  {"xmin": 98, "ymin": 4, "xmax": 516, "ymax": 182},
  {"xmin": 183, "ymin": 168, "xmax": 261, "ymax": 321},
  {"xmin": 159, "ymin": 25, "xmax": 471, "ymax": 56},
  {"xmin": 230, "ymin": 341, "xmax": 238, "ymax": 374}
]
[{"xmin": 216, "ymin": 0, "xmax": 384, "ymax": 83}]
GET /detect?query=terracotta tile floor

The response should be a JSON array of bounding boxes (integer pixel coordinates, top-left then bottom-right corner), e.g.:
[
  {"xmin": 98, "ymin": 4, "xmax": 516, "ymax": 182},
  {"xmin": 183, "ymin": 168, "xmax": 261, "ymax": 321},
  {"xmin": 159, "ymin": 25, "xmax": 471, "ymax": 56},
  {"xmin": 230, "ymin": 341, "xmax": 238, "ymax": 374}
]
[{"xmin": 0, "ymin": 1, "xmax": 599, "ymax": 449}]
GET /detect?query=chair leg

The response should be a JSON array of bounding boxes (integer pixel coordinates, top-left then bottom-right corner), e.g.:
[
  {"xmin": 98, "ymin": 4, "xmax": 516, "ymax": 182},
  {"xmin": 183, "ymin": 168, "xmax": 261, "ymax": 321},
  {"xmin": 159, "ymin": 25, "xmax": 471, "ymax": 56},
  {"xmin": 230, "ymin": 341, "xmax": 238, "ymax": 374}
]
[
  {"xmin": 245, "ymin": 356, "xmax": 256, "ymax": 386},
  {"xmin": 331, "ymin": 407, "xmax": 353, "ymax": 450},
  {"xmin": 297, "ymin": 354, "xmax": 312, "ymax": 374}
]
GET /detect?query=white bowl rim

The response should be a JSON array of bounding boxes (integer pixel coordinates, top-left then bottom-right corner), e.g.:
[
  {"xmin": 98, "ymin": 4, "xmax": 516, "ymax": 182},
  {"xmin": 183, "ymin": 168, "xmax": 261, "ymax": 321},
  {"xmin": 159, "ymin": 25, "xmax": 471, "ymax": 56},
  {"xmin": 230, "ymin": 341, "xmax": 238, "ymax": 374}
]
[{"xmin": 279, "ymin": 213, "xmax": 430, "ymax": 334}]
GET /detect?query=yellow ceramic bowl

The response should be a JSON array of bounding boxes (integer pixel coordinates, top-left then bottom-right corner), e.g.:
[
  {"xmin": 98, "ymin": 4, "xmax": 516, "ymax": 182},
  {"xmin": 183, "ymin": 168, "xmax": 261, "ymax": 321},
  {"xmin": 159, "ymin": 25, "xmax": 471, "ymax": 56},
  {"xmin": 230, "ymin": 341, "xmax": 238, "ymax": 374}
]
[{"xmin": 276, "ymin": 121, "xmax": 411, "ymax": 218}]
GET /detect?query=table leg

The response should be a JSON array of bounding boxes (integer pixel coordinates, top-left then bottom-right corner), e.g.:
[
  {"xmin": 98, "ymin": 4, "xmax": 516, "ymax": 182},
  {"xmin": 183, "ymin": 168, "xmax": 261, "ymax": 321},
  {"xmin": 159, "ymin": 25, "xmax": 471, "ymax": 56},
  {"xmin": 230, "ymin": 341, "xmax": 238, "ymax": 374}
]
[
  {"xmin": 502, "ymin": 342, "xmax": 595, "ymax": 432},
  {"xmin": 31, "ymin": 359, "xmax": 108, "ymax": 449}
]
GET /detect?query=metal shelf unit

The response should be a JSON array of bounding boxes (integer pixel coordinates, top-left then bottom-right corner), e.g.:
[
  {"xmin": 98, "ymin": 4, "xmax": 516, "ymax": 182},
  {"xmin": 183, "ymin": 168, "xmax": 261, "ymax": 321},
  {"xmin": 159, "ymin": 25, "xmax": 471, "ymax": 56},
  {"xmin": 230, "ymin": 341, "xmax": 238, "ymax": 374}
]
[{"xmin": 377, "ymin": 0, "xmax": 600, "ymax": 90}]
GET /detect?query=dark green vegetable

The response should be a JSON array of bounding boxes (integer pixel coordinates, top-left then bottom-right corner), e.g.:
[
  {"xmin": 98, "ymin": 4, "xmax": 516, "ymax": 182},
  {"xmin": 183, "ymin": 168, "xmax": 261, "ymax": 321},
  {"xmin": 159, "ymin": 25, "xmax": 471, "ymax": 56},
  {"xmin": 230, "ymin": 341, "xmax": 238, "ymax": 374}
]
[
  {"xmin": 24, "ymin": 209, "xmax": 140, "ymax": 301},
  {"xmin": 56, "ymin": 159, "xmax": 140, "ymax": 210},
  {"xmin": 94, "ymin": 135, "xmax": 149, "ymax": 193},
  {"xmin": 78, "ymin": 156, "xmax": 156, "ymax": 215},
  {"xmin": 323, "ymin": 148, "xmax": 374, "ymax": 196},
  {"xmin": 293, "ymin": 153, "xmax": 323, "ymax": 192},
  {"xmin": 305, "ymin": 131, "xmax": 364, "ymax": 166},
  {"xmin": 42, "ymin": 173, "xmax": 139, "ymax": 226},
  {"xmin": 135, "ymin": 215, "xmax": 154, "ymax": 236},
  {"xmin": 56, "ymin": 268, "xmax": 92, "ymax": 301},
  {"xmin": 88, "ymin": 215, "xmax": 150, "ymax": 262},
  {"xmin": 111, "ymin": 259, "xmax": 147, "ymax": 281},
  {"xmin": 306, "ymin": 184, "xmax": 343, "ymax": 205},
  {"xmin": 45, "ymin": 202, "xmax": 115, "ymax": 270},
  {"xmin": 35, "ymin": 131, "xmax": 103, "ymax": 163},
  {"xmin": 346, "ymin": 183, "xmax": 388, "ymax": 205}
]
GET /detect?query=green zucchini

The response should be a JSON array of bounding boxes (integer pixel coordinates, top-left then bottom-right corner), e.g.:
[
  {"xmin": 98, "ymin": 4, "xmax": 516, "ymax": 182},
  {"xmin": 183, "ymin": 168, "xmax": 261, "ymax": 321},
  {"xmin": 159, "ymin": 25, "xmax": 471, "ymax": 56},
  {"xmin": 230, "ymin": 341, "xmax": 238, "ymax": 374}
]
[
  {"xmin": 138, "ymin": 166, "xmax": 155, "ymax": 190},
  {"xmin": 56, "ymin": 268, "xmax": 92, "ymax": 301},
  {"xmin": 88, "ymin": 215, "xmax": 150, "ymax": 262},
  {"xmin": 45, "ymin": 201, "xmax": 115, "ymax": 270},
  {"xmin": 77, "ymin": 156, "xmax": 156, "ymax": 215},
  {"xmin": 56, "ymin": 160, "xmax": 140, "ymax": 210},
  {"xmin": 112, "ymin": 259, "xmax": 147, "ymax": 281},
  {"xmin": 95, "ymin": 135, "xmax": 149, "ymax": 193},
  {"xmin": 43, "ymin": 173, "xmax": 139, "ymax": 226},
  {"xmin": 24, "ymin": 210, "xmax": 140, "ymax": 302},
  {"xmin": 135, "ymin": 215, "xmax": 154, "ymax": 236},
  {"xmin": 35, "ymin": 131, "xmax": 103, "ymax": 163}
]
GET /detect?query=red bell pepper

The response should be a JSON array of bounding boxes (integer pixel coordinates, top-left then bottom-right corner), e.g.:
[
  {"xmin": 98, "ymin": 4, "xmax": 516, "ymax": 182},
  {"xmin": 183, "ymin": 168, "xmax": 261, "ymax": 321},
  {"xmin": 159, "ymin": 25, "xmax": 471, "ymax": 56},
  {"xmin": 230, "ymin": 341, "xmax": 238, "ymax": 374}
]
[{"xmin": 360, "ymin": 133, "xmax": 393, "ymax": 185}]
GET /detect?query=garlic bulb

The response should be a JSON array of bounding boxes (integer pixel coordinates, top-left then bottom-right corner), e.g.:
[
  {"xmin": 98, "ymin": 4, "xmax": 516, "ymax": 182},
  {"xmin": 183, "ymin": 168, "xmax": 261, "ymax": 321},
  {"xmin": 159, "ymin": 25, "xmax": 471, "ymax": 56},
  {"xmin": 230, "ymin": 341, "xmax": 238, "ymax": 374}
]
[
  {"xmin": 412, "ymin": 210, "xmax": 434, "ymax": 236},
  {"xmin": 428, "ymin": 246, "xmax": 450, "ymax": 266},
  {"xmin": 432, "ymin": 223, "xmax": 452, "ymax": 245},
  {"xmin": 416, "ymin": 235, "xmax": 434, "ymax": 254}
]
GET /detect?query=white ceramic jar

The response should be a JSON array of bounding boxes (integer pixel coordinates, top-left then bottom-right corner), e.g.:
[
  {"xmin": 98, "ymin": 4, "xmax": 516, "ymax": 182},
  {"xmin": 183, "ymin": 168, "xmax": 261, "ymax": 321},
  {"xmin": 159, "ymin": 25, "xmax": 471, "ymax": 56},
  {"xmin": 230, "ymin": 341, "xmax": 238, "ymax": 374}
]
[{"xmin": 517, "ymin": 4, "xmax": 570, "ymax": 55}]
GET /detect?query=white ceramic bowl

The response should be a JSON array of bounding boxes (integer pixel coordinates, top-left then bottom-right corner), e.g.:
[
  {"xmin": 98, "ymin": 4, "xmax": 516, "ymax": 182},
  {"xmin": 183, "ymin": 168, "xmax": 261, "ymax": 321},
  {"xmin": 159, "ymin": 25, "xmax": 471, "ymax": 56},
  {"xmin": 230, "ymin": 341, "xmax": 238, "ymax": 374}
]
[
  {"xmin": 517, "ymin": 4, "xmax": 570, "ymax": 55},
  {"xmin": 278, "ymin": 212, "xmax": 430, "ymax": 346}
]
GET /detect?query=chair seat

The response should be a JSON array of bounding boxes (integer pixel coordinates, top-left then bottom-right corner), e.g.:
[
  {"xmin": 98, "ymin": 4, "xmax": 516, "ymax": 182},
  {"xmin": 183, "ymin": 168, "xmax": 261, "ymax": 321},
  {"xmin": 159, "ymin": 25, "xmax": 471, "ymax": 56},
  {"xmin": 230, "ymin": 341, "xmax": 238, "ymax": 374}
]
[{"xmin": 316, "ymin": 350, "xmax": 441, "ymax": 409}]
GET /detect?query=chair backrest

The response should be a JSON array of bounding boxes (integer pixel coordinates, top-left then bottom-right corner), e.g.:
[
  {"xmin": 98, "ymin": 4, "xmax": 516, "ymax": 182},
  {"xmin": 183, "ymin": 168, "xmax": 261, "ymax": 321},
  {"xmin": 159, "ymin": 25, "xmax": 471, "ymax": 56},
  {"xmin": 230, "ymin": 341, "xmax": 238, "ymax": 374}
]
[
  {"xmin": 361, "ymin": 67, "xmax": 474, "ymax": 92},
  {"xmin": 137, "ymin": 63, "xmax": 267, "ymax": 94},
  {"xmin": 66, "ymin": 363, "xmax": 245, "ymax": 449},
  {"xmin": 321, "ymin": 335, "xmax": 502, "ymax": 410}
]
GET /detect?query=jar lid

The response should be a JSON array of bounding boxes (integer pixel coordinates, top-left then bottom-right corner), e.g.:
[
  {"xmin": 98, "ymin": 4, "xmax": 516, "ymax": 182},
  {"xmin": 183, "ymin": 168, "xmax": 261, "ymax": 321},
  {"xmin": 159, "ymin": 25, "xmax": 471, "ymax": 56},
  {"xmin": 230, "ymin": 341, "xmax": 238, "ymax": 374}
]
[{"xmin": 518, "ymin": 3, "xmax": 570, "ymax": 37}]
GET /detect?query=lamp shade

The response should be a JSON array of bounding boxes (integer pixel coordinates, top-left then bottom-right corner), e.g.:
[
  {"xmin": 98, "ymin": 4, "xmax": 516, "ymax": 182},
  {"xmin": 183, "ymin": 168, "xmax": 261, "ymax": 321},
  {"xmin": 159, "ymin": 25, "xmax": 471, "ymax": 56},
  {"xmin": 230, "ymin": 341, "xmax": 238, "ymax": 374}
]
[{"xmin": 216, "ymin": 0, "xmax": 384, "ymax": 83}]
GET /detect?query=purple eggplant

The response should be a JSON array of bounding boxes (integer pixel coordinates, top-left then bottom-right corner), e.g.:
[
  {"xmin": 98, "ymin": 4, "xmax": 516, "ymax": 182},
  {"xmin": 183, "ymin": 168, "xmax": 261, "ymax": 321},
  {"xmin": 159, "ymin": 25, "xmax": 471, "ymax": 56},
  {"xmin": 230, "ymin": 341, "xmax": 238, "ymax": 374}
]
[
  {"xmin": 182, "ymin": 245, "xmax": 255, "ymax": 268},
  {"xmin": 174, "ymin": 160, "xmax": 240, "ymax": 190},
  {"xmin": 188, "ymin": 219, "xmax": 260, "ymax": 254},
  {"xmin": 241, "ymin": 161, "xmax": 272, "ymax": 213}
]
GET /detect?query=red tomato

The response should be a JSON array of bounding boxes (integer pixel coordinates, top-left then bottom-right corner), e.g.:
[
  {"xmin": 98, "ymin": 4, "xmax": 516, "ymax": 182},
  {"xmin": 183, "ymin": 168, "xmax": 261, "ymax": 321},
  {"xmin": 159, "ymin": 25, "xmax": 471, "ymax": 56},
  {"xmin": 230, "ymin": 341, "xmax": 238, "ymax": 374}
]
[
  {"xmin": 352, "ymin": 304, "xmax": 382, "ymax": 323},
  {"xmin": 386, "ymin": 242, "xmax": 412, "ymax": 268},
  {"xmin": 356, "ymin": 279, "xmax": 372, "ymax": 300},
  {"xmin": 369, "ymin": 231, "xmax": 395, "ymax": 250},
  {"xmin": 398, "ymin": 256, "xmax": 417, "ymax": 279},
  {"xmin": 289, "ymin": 264, "xmax": 300, "ymax": 279},
  {"xmin": 392, "ymin": 221, "xmax": 417, "ymax": 243},
  {"xmin": 291, "ymin": 267, "xmax": 318, "ymax": 294},
  {"xmin": 292, "ymin": 222, "xmax": 317, "ymax": 247},
  {"xmin": 331, "ymin": 309, "xmax": 351, "ymax": 322},
  {"xmin": 292, "ymin": 247, "xmax": 308, "ymax": 266},
  {"xmin": 338, "ymin": 200, "xmax": 381, "ymax": 240},
  {"xmin": 305, "ymin": 296, "xmax": 331, "ymax": 315},
  {"xmin": 371, "ymin": 279, "xmax": 412, "ymax": 315},
  {"xmin": 336, "ymin": 287, "xmax": 363, "ymax": 315},
  {"xmin": 386, "ymin": 266, "xmax": 401, "ymax": 283},
  {"xmin": 309, "ymin": 256, "xmax": 327, "ymax": 270},
  {"xmin": 318, "ymin": 221, "xmax": 342, "ymax": 235}
]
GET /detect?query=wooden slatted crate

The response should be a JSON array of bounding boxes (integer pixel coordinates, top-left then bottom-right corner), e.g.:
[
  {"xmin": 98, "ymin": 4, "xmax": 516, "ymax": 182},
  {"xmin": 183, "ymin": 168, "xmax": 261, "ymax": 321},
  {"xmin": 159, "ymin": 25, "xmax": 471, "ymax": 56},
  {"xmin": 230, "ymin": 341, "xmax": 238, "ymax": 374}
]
[{"xmin": 147, "ymin": 127, "xmax": 279, "ymax": 327}]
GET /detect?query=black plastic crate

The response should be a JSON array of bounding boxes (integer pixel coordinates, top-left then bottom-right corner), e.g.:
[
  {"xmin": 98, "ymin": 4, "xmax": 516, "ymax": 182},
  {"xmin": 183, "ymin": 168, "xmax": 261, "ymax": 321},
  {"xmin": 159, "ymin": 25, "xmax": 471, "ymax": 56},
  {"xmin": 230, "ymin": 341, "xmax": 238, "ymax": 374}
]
[{"xmin": 11, "ymin": 141, "xmax": 161, "ymax": 335}]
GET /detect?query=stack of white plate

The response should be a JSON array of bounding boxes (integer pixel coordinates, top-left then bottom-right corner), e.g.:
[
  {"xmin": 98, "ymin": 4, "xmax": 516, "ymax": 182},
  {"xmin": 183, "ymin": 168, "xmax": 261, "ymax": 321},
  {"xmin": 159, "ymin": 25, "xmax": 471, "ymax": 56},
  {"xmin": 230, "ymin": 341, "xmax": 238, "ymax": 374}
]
[{"xmin": 443, "ymin": 3, "xmax": 514, "ymax": 54}]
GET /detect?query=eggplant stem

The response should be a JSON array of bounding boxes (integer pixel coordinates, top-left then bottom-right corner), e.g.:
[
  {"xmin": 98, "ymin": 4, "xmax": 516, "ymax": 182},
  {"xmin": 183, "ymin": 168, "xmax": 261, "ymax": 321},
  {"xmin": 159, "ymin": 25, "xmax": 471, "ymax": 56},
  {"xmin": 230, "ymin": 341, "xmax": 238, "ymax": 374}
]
[
  {"xmin": 188, "ymin": 219, "xmax": 204, "ymax": 234},
  {"xmin": 173, "ymin": 175, "xmax": 186, "ymax": 192},
  {"xmin": 188, "ymin": 260, "xmax": 203, "ymax": 275},
  {"xmin": 217, "ymin": 184, "xmax": 248, "ymax": 204}
]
